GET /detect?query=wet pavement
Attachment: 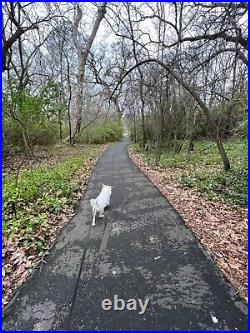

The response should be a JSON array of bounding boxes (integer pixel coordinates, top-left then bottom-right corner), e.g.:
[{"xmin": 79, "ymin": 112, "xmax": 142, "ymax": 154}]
[{"xmin": 3, "ymin": 140, "xmax": 248, "ymax": 330}]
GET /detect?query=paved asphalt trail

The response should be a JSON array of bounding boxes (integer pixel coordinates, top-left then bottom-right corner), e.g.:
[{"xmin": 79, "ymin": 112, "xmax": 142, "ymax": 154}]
[{"xmin": 3, "ymin": 140, "xmax": 248, "ymax": 330}]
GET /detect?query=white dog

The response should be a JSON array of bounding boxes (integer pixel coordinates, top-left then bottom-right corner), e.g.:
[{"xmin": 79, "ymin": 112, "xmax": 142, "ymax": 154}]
[{"xmin": 90, "ymin": 184, "xmax": 112, "ymax": 227}]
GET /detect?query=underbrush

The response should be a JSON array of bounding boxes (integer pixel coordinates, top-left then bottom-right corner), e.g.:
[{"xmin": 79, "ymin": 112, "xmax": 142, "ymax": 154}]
[
  {"xmin": 3, "ymin": 120, "xmax": 61, "ymax": 157},
  {"xmin": 2, "ymin": 144, "xmax": 102, "ymax": 254},
  {"xmin": 131, "ymin": 140, "xmax": 247, "ymax": 207},
  {"xmin": 79, "ymin": 120, "xmax": 123, "ymax": 144}
]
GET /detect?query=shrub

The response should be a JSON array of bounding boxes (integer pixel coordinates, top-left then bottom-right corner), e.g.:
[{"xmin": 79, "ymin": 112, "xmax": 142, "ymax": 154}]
[
  {"xmin": 2, "ymin": 118, "xmax": 60, "ymax": 154},
  {"xmin": 29, "ymin": 122, "xmax": 60, "ymax": 145},
  {"xmin": 79, "ymin": 120, "xmax": 123, "ymax": 144},
  {"xmin": 2, "ymin": 81, "xmax": 64, "ymax": 155}
]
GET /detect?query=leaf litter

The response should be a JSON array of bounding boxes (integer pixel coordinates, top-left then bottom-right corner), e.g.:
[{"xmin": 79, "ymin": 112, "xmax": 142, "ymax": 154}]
[{"xmin": 128, "ymin": 148, "xmax": 248, "ymax": 303}]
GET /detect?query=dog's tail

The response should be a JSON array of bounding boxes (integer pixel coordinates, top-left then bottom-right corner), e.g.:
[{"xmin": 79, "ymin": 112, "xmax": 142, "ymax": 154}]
[{"xmin": 90, "ymin": 199, "xmax": 97, "ymax": 227}]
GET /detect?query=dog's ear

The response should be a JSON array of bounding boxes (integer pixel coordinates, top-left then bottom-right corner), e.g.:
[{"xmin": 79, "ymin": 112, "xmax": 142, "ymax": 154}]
[{"xmin": 102, "ymin": 184, "xmax": 105, "ymax": 188}]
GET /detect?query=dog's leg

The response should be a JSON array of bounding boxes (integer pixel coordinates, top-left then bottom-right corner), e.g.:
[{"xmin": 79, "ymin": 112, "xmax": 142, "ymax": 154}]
[
  {"xmin": 99, "ymin": 208, "xmax": 104, "ymax": 218},
  {"xmin": 92, "ymin": 208, "xmax": 96, "ymax": 227}
]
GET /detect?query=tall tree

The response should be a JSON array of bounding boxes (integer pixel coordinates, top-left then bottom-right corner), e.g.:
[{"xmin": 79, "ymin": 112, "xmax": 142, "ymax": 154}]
[{"xmin": 72, "ymin": 2, "xmax": 107, "ymax": 139}]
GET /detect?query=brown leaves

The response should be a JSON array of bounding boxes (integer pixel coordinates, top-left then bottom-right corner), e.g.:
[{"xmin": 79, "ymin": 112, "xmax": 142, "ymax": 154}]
[
  {"xmin": 129, "ymin": 148, "xmax": 248, "ymax": 303},
  {"xmin": 2, "ymin": 237, "xmax": 37, "ymax": 306}
]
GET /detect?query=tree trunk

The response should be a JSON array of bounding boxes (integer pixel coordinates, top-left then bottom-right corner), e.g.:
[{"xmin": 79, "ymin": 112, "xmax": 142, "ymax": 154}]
[
  {"xmin": 155, "ymin": 104, "xmax": 163, "ymax": 166},
  {"xmin": 72, "ymin": 3, "xmax": 107, "ymax": 139},
  {"xmin": 133, "ymin": 111, "xmax": 137, "ymax": 143},
  {"xmin": 74, "ymin": 55, "xmax": 85, "ymax": 136},
  {"xmin": 126, "ymin": 3, "xmax": 146, "ymax": 149},
  {"xmin": 215, "ymin": 134, "xmax": 231, "ymax": 171},
  {"xmin": 140, "ymin": 94, "xmax": 146, "ymax": 148},
  {"xmin": 58, "ymin": 108, "xmax": 62, "ymax": 141}
]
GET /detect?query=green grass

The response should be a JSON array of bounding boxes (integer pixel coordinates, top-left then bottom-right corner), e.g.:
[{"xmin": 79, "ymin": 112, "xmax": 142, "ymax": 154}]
[
  {"xmin": 131, "ymin": 139, "xmax": 247, "ymax": 207},
  {"xmin": 2, "ymin": 144, "xmax": 101, "ymax": 255}
]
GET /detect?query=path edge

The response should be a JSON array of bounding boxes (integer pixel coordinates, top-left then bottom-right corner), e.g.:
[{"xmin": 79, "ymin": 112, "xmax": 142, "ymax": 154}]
[
  {"xmin": 126, "ymin": 143, "xmax": 248, "ymax": 312},
  {"xmin": 3, "ymin": 143, "xmax": 110, "ymax": 315}
]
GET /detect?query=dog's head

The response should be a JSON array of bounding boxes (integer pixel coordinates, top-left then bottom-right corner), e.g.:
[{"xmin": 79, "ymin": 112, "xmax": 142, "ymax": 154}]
[{"xmin": 102, "ymin": 184, "xmax": 113, "ymax": 194}]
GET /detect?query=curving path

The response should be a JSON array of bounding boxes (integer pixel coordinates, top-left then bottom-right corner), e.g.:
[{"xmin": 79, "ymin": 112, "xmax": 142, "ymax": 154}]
[{"xmin": 3, "ymin": 140, "xmax": 248, "ymax": 330}]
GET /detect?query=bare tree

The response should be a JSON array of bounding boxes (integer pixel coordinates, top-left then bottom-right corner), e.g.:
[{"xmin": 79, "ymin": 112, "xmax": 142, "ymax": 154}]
[
  {"xmin": 2, "ymin": 2, "xmax": 60, "ymax": 72},
  {"xmin": 72, "ymin": 2, "xmax": 107, "ymax": 139}
]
